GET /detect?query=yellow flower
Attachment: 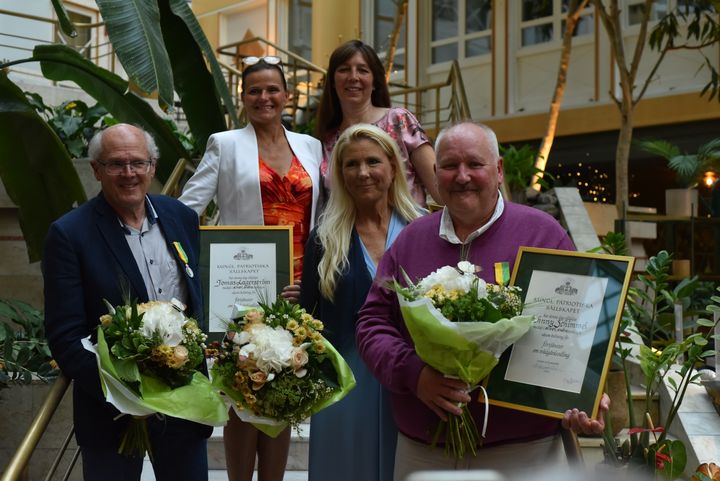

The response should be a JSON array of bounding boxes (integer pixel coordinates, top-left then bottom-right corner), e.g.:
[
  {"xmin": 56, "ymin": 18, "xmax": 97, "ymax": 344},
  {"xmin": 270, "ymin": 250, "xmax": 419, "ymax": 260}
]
[
  {"xmin": 301, "ymin": 313, "xmax": 314, "ymax": 324},
  {"xmin": 99, "ymin": 314, "xmax": 112, "ymax": 326},
  {"xmin": 286, "ymin": 320, "xmax": 299, "ymax": 331},
  {"xmin": 311, "ymin": 319, "xmax": 324, "ymax": 331},
  {"xmin": 310, "ymin": 331, "xmax": 322, "ymax": 341},
  {"xmin": 64, "ymin": 101, "xmax": 77, "ymax": 110},
  {"xmin": 294, "ymin": 326, "xmax": 308, "ymax": 338},
  {"xmin": 293, "ymin": 336, "xmax": 304, "ymax": 346},
  {"xmin": 313, "ymin": 341, "xmax": 326, "ymax": 354}
]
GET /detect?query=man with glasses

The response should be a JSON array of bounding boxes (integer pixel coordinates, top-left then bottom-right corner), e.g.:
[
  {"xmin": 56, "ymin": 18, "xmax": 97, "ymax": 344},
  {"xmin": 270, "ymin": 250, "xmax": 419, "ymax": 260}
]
[{"xmin": 43, "ymin": 124, "xmax": 211, "ymax": 481}]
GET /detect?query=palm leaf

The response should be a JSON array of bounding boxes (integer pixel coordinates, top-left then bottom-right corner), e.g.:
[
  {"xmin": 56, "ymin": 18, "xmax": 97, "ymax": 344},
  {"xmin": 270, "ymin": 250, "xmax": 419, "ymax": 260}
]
[
  {"xmin": 167, "ymin": 0, "xmax": 240, "ymax": 129},
  {"xmin": 634, "ymin": 138, "xmax": 681, "ymax": 161},
  {"xmin": 0, "ymin": 71, "xmax": 86, "ymax": 262},
  {"xmin": 667, "ymin": 154, "xmax": 700, "ymax": 186},
  {"xmin": 94, "ymin": 0, "xmax": 175, "ymax": 111},
  {"xmin": 33, "ymin": 44, "xmax": 189, "ymax": 182},
  {"xmin": 158, "ymin": 0, "xmax": 229, "ymax": 153}
]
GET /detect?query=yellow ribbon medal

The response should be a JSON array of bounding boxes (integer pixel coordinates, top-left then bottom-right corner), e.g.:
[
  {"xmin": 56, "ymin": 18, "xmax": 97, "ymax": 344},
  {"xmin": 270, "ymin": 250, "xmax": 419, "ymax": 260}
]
[
  {"xmin": 173, "ymin": 241, "xmax": 194, "ymax": 278},
  {"xmin": 494, "ymin": 262, "xmax": 510, "ymax": 286}
]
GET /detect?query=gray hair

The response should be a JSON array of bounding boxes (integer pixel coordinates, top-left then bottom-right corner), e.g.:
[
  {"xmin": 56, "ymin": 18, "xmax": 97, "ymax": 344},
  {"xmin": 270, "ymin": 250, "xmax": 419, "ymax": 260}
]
[
  {"xmin": 434, "ymin": 121, "xmax": 500, "ymax": 161},
  {"xmin": 87, "ymin": 125, "xmax": 160, "ymax": 162}
]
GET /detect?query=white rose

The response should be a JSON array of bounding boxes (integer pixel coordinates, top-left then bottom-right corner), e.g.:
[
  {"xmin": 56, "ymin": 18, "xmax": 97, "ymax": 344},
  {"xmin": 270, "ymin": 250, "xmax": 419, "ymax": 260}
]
[
  {"xmin": 141, "ymin": 302, "xmax": 185, "ymax": 347},
  {"xmin": 457, "ymin": 261, "xmax": 477, "ymax": 274}
]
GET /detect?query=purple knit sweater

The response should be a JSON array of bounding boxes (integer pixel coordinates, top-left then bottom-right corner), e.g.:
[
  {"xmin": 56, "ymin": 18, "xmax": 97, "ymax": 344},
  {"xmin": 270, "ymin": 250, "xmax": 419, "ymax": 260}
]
[{"xmin": 356, "ymin": 202, "xmax": 575, "ymax": 447}]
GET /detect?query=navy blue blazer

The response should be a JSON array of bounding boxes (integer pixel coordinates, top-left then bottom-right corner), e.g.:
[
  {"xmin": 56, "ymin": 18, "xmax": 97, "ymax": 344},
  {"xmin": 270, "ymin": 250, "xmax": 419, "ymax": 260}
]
[{"xmin": 43, "ymin": 192, "xmax": 211, "ymax": 447}]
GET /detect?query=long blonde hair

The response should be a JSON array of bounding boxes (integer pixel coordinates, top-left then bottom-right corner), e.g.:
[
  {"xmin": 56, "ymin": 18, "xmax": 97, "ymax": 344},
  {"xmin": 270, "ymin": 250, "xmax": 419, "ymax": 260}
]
[{"xmin": 316, "ymin": 124, "xmax": 421, "ymax": 301}]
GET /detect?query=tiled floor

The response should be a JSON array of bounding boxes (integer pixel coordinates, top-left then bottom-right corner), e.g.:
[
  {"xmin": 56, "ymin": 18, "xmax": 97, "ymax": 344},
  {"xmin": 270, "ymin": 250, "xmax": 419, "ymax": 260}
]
[{"xmin": 140, "ymin": 460, "xmax": 308, "ymax": 481}]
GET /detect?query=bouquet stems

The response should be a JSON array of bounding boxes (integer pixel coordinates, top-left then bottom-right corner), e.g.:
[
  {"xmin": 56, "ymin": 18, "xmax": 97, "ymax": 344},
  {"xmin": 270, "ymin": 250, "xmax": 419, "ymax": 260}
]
[
  {"xmin": 432, "ymin": 405, "xmax": 481, "ymax": 459},
  {"xmin": 118, "ymin": 416, "xmax": 153, "ymax": 460}
]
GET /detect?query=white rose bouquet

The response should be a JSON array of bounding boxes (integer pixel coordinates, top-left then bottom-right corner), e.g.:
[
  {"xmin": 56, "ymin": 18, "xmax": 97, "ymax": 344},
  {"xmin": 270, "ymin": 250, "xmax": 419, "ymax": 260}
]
[
  {"xmin": 388, "ymin": 261, "xmax": 534, "ymax": 458},
  {"xmin": 208, "ymin": 297, "xmax": 355, "ymax": 436},
  {"xmin": 82, "ymin": 299, "xmax": 228, "ymax": 458}
]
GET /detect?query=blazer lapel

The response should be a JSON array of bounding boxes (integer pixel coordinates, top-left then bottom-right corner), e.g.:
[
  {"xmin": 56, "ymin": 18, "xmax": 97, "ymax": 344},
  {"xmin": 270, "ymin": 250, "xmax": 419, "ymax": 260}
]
[{"xmin": 93, "ymin": 194, "xmax": 148, "ymax": 301}]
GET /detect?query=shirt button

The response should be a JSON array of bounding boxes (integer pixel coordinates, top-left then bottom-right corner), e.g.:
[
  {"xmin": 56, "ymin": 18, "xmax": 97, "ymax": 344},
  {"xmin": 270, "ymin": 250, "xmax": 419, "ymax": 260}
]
[
  {"xmin": 158, "ymin": 288, "xmax": 163, "ymax": 294},
  {"xmin": 149, "ymin": 259, "xmax": 154, "ymax": 264}
]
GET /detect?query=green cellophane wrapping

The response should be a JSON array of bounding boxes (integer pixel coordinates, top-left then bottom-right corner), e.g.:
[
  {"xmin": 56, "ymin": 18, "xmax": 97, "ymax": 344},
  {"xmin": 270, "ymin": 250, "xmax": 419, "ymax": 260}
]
[
  {"xmin": 90, "ymin": 328, "xmax": 229, "ymax": 426},
  {"xmin": 398, "ymin": 296, "xmax": 533, "ymax": 386},
  {"xmin": 211, "ymin": 337, "xmax": 355, "ymax": 437}
]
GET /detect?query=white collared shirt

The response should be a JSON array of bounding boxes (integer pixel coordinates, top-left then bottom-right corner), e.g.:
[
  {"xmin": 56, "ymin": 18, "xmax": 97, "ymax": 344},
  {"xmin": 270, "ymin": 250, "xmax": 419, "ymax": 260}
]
[
  {"xmin": 438, "ymin": 191, "xmax": 505, "ymax": 245},
  {"xmin": 121, "ymin": 196, "xmax": 188, "ymax": 304}
]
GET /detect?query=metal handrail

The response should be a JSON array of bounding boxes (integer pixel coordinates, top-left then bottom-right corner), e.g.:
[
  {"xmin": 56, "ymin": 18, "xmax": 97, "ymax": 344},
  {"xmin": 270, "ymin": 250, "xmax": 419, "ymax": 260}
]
[
  {"xmin": 388, "ymin": 59, "xmax": 472, "ymax": 137},
  {"xmin": 1, "ymin": 374, "xmax": 73, "ymax": 481}
]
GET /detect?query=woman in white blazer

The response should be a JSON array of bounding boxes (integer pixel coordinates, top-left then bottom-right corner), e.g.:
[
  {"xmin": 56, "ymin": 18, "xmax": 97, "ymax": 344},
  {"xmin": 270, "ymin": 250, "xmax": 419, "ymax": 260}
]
[{"xmin": 180, "ymin": 57, "xmax": 322, "ymax": 481}]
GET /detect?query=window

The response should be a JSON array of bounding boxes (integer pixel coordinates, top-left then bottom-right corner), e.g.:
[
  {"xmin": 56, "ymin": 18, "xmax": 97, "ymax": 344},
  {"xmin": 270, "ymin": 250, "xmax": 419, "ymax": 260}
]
[
  {"xmin": 626, "ymin": 0, "xmax": 668, "ymax": 25},
  {"xmin": 54, "ymin": 10, "xmax": 93, "ymax": 60},
  {"xmin": 520, "ymin": 0, "xmax": 593, "ymax": 48},
  {"xmin": 373, "ymin": 0, "xmax": 406, "ymax": 73},
  {"xmin": 431, "ymin": 0, "xmax": 492, "ymax": 65},
  {"xmin": 288, "ymin": 0, "xmax": 312, "ymax": 60}
]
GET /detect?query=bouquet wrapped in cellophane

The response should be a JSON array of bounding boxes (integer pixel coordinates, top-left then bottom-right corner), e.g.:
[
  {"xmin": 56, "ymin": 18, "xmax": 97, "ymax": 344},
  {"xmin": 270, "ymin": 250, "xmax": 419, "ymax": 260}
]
[
  {"xmin": 388, "ymin": 261, "xmax": 534, "ymax": 458},
  {"xmin": 208, "ymin": 297, "xmax": 355, "ymax": 437},
  {"xmin": 82, "ymin": 299, "xmax": 228, "ymax": 458}
]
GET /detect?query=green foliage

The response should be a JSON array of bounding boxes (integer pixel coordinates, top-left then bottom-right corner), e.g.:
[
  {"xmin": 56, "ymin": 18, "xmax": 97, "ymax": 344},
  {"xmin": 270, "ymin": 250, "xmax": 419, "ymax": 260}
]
[
  {"xmin": 634, "ymin": 137, "xmax": 720, "ymax": 188},
  {"xmin": 600, "ymin": 241, "xmax": 720, "ymax": 478},
  {"xmin": 649, "ymin": 1, "xmax": 720, "ymax": 101},
  {"xmin": 0, "ymin": 70, "xmax": 87, "ymax": 262},
  {"xmin": 499, "ymin": 144, "xmax": 553, "ymax": 192},
  {"xmin": 25, "ymin": 94, "xmax": 114, "ymax": 158},
  {"xmin": 593, "ymin": 231, "xmax": 630, "ymax": 256},
  {"xmin": 0, "ymin": 300, "xmax": 59, "ymax": 389}
]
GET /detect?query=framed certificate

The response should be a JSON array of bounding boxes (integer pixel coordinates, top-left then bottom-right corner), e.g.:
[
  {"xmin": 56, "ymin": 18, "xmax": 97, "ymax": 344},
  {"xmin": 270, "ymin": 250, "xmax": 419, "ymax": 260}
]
[
  {"xmin": 199, "ymin": 226, "xmax": 293, "ymax": 338},
  {"xmin": 486, "ymin": 247, "xmax": 635, "ymax": 419}
]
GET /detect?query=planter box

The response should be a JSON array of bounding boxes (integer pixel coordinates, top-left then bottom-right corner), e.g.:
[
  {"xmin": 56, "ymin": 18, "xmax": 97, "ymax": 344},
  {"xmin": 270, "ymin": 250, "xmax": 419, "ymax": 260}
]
[{"xmin": 0, "ymin": 380, "xmax": 81, "ymax": 481}]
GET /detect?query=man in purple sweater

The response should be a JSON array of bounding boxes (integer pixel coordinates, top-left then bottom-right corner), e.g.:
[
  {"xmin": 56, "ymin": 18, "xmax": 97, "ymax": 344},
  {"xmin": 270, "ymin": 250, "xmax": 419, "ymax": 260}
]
[{"xmin": 356, "ymin": 122, "xmax": 608, "ymax": 479}]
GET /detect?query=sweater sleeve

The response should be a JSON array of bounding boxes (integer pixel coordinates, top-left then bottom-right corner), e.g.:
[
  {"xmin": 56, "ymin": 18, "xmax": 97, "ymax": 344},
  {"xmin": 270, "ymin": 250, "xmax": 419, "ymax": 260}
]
[{"xmin": 355, "ymin": 244, "xmax": 426, "ymax": 396}]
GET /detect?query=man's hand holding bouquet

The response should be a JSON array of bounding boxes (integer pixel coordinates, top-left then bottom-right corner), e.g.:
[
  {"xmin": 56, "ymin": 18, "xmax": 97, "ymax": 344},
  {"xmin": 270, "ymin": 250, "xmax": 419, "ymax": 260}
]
[
  {"xmin": 208, "ymin": 297, "xmax": 355, "ymax": 436},
  {"xmin": 82, "ymin": 299, "xmax": 228, "ymax": 458},
  {"xmin": 388, "ymin": 261, "xmax": 534, "ymax": 458}
]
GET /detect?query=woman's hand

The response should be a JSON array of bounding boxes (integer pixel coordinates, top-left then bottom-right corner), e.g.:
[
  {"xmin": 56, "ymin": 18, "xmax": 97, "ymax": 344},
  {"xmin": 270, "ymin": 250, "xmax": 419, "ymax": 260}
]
[
  {"xmin": 281, "ymin": 281, "xmax": 301, "ymax": 304},
  {"xmin": 561, "ymin": 393, "xmax": 610, "ymax": 435}
]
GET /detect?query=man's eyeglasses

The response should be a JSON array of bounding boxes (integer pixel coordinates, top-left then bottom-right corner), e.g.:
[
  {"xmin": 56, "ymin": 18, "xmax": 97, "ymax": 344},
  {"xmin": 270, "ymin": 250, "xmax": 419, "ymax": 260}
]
[
  {"xmin": 97, "ymin": 160, "xmax": 153, "ymax": 176},
  {"xmin": 242, "ymin": 56, "xmax": 282, "ymax": 66}
]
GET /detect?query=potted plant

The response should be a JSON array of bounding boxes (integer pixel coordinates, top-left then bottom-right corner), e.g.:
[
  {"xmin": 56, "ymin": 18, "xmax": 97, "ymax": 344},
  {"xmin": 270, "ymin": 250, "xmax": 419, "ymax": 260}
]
[
  {"xmin": 598, "ymin": 247, "xmax": 720, "ymax": 479},
  {"xmin": 635, "ymin": 138, "xmax": 720, "ymax": 217},
  {"xmin": 499, "ymin": 144, "xmax": 552, "ymax": 203}
]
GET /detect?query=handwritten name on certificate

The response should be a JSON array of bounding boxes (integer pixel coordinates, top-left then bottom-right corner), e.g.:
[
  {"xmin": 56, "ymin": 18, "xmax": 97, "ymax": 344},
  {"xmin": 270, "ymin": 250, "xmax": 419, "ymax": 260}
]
[
  {"xmin": 207, "ymin": 243, "xmax": 277, "ymax": 332},
  {"xmin": 504, "ymin": 270, "xmax": 608, "ymax": 394}
]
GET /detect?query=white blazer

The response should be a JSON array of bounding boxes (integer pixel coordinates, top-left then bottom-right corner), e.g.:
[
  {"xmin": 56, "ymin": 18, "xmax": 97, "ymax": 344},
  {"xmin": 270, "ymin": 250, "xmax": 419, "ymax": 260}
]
[{"xmin": 179, "ymin": 124, "xmax": 323, "ymax": 227}]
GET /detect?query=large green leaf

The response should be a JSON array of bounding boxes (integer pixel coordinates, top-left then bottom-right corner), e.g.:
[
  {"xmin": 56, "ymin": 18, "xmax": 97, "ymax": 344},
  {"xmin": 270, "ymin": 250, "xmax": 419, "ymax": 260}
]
[
  {"xmin": 94, "ymin": 0, "xmax": 175, "ymax": 111},
  {"xmin": 50, "ymin": 0, "xmax": 78, "ymax": 38},
  {"xmin": 158, "ymin": 0, "xmax": 228, "ymax": 153},
  {"xmin": 0, "ymin": 72, "xmax": 87, "ymax": 262},
  {"xmin": 33, "ymin": 44, "xmax": 189, "ymax": 181},
  {"xmin": 167, "ymin": 0, "xmax": 240, "ymax": 129}
]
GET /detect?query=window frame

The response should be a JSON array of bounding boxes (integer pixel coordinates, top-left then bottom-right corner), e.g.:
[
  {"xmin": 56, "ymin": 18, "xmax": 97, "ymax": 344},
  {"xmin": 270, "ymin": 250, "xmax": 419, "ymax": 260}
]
[{"xmin": 429, "ymin": 0, "xmax": 493, "ymax": 66}]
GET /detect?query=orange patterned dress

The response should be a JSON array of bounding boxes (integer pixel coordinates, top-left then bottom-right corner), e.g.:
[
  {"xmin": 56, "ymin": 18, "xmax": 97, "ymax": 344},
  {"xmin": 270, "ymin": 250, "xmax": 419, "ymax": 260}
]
[{"xmin": 259, "ymin": 156, "xmax": 313, "ymax": 281}]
